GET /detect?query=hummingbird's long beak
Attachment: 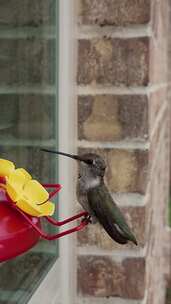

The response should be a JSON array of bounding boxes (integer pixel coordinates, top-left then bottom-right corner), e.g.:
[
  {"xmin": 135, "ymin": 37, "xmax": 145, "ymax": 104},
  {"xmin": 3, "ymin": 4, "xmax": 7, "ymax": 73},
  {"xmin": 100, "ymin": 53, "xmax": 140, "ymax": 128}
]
[{"xmin": 41, "ymin": 148, "xmax": 85, "ymax": 162}]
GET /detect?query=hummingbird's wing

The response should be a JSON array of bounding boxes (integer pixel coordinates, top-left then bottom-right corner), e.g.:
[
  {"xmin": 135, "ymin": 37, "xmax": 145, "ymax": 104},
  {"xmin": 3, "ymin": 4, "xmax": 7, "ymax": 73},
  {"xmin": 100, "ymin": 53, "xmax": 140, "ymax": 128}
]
[{"xmin": 87, "ymin": 183, "xmax": 137, "ymax": 245}]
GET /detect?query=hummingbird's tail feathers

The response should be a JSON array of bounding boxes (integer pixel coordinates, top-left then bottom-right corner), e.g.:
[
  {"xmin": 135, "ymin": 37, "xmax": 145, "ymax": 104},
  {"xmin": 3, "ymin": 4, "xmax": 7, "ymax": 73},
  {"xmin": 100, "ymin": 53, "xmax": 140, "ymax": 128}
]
[
  {"xmin": 116, "ymin": 220, "xmax": 138, "ymax": 245},
  {"xmin": 101, "ymin": 220, "xmax": 128, "ymax": 244},
  {"xmin": 113, "ymin": 222, "xmax": 138, "ymax": 245},
  {"xmin": 132, "ymin": 238, "xmax": 138, "ymax": 246},
  {"xmin": 97, "ymin": 209, "xmax": 137, "ymax": 245},
  {"xmin": 127, "ymin": 230, "xmax": 138, "ymax": 245}
]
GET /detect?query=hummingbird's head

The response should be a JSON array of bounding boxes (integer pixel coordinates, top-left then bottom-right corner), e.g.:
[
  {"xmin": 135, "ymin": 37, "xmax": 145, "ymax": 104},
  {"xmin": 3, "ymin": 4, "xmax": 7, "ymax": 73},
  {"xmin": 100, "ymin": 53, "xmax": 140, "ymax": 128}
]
[
  {"xmin": 41, "ymin": 149, "xmax": 106, "ymax": 178},
  {"xmin": 78, "ymin": 153, "xmax": 106, "ymax": 179}
]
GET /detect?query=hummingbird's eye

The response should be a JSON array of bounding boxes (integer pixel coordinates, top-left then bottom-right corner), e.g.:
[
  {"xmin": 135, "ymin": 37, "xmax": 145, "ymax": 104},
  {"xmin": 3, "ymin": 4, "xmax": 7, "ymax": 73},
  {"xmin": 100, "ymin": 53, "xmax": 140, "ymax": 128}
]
[{"xmin": 85, "ymin": 159, "xmax": 93, "ymax": 165}]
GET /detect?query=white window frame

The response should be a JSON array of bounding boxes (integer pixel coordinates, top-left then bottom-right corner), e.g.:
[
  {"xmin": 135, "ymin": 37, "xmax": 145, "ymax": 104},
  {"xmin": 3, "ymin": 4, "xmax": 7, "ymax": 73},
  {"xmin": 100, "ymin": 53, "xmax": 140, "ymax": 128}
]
[{"xmin": 29, "ymin": 1, "xmax": 77, "ymax": 303}]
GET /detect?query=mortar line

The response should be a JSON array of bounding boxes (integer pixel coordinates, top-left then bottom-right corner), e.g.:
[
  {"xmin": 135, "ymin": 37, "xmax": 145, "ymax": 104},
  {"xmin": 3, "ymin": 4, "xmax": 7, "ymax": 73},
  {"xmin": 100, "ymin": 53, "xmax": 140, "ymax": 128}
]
[
  {"xmin": 78, "ymin": 83, "xmax": 168, "ymax": 96},
  {"xmin": 77, "ymin": 296, "xmax": 144, "ymax": 304},
  {"xmin": 111, "ymin": 193, "xmax": 146, "ymax": 207},
  {"xmin": 78, "ymin": 245, "xmax": 147, "ymax": 259},
  {"xmin": 78, "ymin": 140, "xmax": 150, "ymax": 150},
  {"xmin": 77, "ymin": 23, "xmax": 152, "ymax": 39}
]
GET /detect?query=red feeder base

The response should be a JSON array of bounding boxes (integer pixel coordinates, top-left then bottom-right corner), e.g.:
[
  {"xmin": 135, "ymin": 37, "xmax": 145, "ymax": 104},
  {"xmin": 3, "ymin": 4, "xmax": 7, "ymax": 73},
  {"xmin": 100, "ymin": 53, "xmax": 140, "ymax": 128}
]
[{"xmin": 0, "ymin": 189, "xmax": 40, "ymax": 262}]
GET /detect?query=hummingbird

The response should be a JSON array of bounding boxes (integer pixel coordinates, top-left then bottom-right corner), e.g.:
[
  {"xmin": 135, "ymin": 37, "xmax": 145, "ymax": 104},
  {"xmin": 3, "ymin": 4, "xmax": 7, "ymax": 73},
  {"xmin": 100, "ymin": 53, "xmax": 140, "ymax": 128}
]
[{"xmin": 41, "ymin": 149, "xmax": 137, "ymax": 245}]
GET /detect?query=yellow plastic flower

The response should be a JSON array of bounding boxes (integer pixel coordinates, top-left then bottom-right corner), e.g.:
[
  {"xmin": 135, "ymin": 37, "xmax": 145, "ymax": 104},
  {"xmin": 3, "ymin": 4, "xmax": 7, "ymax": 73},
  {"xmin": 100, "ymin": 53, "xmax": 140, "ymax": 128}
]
[
  {"xmin": 0, "ymin": 159, "xmax": 15, "ymax": 177},
  {"xmin": 0, "ymin": 159, "xmax": 55, "ymax": 217}
]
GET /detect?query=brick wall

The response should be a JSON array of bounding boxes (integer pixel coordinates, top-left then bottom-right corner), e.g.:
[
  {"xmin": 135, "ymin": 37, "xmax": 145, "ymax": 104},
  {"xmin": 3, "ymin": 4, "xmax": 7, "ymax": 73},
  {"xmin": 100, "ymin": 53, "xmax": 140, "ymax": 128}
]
[{"xmin": 76, "ymin": 1, "xmax": 170, "ymax": 303}]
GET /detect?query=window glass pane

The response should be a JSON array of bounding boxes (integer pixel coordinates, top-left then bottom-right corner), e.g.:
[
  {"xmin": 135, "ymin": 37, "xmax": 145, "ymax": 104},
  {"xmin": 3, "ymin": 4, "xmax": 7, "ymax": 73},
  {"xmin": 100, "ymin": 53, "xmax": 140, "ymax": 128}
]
[{"xmin": 0, "ymin": 1, "xmax": 59, "ymax": 303}]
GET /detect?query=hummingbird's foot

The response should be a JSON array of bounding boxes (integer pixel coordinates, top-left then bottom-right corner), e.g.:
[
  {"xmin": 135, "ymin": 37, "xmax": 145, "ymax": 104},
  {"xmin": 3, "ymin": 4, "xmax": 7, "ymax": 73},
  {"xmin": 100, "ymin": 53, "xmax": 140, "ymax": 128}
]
[{"xmin": 81, "ymin": 215, "xmax": 92, "ymax": 224}]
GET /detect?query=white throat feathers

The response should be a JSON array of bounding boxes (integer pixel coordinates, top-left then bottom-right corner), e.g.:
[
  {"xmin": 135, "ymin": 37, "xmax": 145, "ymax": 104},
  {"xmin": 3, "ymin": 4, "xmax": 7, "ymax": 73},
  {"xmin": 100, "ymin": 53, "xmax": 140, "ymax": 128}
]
[{"xmin": 83, "ymin": 176, "xmax": 101, "ymax": 190}]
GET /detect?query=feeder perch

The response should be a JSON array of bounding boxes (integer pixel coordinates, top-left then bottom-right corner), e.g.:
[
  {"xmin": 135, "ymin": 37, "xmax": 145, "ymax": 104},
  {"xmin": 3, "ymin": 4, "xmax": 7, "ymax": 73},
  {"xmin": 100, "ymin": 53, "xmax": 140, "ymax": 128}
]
[{"xmin": 0, "ymin": 159, "xmax": 89, "ymax": 262}]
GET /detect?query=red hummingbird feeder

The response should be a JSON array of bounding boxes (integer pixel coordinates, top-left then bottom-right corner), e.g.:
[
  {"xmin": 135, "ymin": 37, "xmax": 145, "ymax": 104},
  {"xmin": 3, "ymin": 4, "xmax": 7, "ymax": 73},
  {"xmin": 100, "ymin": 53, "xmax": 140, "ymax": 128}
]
[{"xmin": 0, "ymin": 159, "xmax": 89, "ymax": 262}]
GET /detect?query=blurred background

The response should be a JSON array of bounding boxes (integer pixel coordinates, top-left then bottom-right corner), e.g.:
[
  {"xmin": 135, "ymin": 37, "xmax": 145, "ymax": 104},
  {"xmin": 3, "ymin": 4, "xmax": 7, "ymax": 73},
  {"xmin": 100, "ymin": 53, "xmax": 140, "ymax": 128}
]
[{"xmin": 0, "ymin": 1, "xmax": 170, "ymax": 304}]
